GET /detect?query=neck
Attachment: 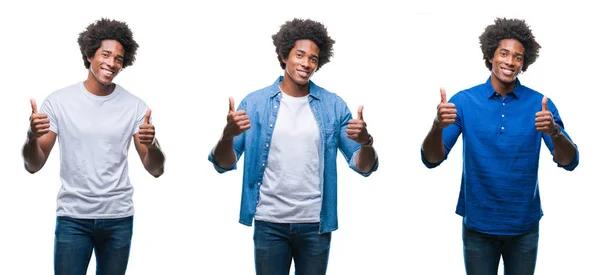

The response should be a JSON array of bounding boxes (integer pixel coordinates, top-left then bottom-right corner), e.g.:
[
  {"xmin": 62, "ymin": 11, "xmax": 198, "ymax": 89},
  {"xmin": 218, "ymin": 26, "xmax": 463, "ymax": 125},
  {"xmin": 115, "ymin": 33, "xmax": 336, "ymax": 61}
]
[
  {"xmin": 280, "ymin": 74, "xmax": 309, "ymax": 97},
  {"xmin": 84, "ymin": 72, "xmax": 115, "ymax": 96},
  {"xmin": 490, "ymin": 75, "xmax": 516, "ymax": 98}
]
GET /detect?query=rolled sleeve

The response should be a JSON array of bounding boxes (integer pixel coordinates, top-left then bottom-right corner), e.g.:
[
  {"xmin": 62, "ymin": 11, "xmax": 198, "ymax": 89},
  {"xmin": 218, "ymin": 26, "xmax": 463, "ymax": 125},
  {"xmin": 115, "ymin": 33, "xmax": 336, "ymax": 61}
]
[
  {"xmin": 421, "ymin": 148, "xmax": 444, "ymax": 168},
  {"xmin": 348, "ymin": 149, "xmax": 379, "ymax": 177},
  {"xmin": 208, "ymin": 150, "xmax": 237, "ymax": 173},
  {"xmin": 557, "ymin": 144, "xmax": 579, "ymax": 171}
]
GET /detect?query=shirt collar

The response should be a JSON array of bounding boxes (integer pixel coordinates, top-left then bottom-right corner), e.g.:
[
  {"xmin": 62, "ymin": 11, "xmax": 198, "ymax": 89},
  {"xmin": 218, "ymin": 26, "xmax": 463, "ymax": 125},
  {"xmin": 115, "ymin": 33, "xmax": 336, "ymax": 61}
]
[
  {"xmin": 270, "ymin": 76, "xmax": 321, "ymax": 100},
  {"xmin": 485, "ymin": 76, "xmax": 523, "ymax": 99}
]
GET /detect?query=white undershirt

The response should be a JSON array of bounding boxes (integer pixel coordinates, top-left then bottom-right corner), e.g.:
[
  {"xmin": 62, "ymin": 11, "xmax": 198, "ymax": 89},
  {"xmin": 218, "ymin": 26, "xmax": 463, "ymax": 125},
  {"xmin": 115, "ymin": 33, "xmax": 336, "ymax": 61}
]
[{"xmin": 254, "ymin": 91, "xmax": 322, "ymax": 223}]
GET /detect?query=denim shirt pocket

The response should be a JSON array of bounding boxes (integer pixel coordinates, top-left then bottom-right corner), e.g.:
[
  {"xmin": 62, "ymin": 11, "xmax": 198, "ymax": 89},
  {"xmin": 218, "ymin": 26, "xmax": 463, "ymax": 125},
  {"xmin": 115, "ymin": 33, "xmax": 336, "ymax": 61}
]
[{"xmin": 321, "ymin": 126, "xmax": 338, "ymax": 150}]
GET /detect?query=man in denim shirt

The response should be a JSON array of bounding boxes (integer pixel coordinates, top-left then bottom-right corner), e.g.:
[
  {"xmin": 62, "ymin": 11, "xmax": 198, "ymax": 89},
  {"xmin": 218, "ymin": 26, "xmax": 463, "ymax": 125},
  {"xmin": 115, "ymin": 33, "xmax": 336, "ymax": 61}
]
[
  {"xmin": 421, "ymin": 18, "xmax": 579, "ymax": 275},
  {"xmin": 209, "ymin": 18, "xmax": 378, "ymax": 275}
]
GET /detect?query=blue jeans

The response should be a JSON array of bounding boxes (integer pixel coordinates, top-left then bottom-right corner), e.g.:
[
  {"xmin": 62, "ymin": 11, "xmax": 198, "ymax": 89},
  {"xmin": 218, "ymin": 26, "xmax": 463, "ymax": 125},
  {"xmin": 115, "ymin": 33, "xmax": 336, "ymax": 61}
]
[
  {"xmin": 254, "ymin": 220, "xmax": 331, "ymax": 275},
  {"xmin": 54, "ymin": 216, "xmax": 134, "ymax": 275},
  {"xmin": 463, "ymin": 222, "xmax": 539, "ymax": 275}
]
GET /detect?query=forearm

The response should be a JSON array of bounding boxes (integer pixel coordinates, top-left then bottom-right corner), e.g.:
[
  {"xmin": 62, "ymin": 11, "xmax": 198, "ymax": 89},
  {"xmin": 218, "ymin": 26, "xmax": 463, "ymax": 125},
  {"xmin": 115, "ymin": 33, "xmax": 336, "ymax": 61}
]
[
  {"xmin": 354, "ymin": 145, "xmax": 377, "ymax": 173},
  {"xmin": 22, "ymin": 136, "xmax": 45, "ymax": 173},
  {"xmin": 421, "ymin": 122, "xmax": 445, "ymax": 164},
  {"xmin": 551, "ymin": 134, "xmax": 577, "ymax": 166},
  {"xmin": 143, "ymin": 141, "xmax": 165, "ymax": 177},
  {"xmin": 212, "ymin": 136, "xmax": 237, "ymax": 170}
]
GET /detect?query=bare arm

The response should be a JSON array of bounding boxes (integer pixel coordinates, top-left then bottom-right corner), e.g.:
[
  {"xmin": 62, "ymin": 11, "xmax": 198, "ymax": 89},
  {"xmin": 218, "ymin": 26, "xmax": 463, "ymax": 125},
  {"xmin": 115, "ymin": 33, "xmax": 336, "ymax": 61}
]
[
  {"xmin": 354, "ymin": 140, "xmax": 377, "ymax": 174},
  {"xmin": 212, "ymin": 136, "xmax": 237, "ymax": 170},
  {"xmin": 134, "ymin": 134, "xmax": 165, "ymax": 177},
  {"xmin": 421, "ymin": 88, "xmax": 456, "ymax": 164},
  {"xmin": 550, "ymin": 132, "xmax": 577, "ymax": 166},
  {"xmin": 135, "ymin": 109, "xmax": 165, "ymax": 177},
  {"xmin": 347, "ymin": 105, "xmax": 377, "ymax": 174},
  {"xmin": 536, "ymin": 96, "xmax": 577, "ymax": 166},
  {"xmin": 23, "ymin": 131, "xmax": 56, "ymax": 173},
  {"xmin": 421, "ymin": 122, "xmax": 445, "ymax": 164},
  {"xmin": 23, "ymin": 99, "xmax": 56, "ymax": 173},
  {"xmin": 212, "ymin": 97, "xmax": 250, "ymax": 170}
]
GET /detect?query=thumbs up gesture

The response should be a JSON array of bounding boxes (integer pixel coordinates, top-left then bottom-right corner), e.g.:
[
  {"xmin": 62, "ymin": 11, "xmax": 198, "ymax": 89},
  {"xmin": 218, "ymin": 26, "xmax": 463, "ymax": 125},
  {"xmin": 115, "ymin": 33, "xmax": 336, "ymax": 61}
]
[
  {"xmin": 347, "ymin": 105, "xmax": 371, "ymax": 145},
  {"xmin": 139, "ymin": 109, "xmax": 156, "ymax": 147},
  {"xmin": 222, "ymin": 97, "xmax": 251, "ymax": 141},
  {"xmin": 535, "ymin": 95, "xmax": 558, "ymax": 136},
  {"xmin": 435, "ymin": 88, "xmax": 457, "ymax": 128},
  {"xmin": 28, "ymin": 99, "xmax": 50, "ymax": 139}
]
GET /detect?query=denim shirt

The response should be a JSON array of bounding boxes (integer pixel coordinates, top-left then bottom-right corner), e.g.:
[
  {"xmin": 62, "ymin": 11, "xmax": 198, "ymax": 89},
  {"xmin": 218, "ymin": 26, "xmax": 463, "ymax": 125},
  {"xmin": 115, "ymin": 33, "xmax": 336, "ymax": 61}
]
[
  {"xmin": 209, "ymin": 76, "xmax": 379, "ymax": 233},
  {"xmin": 422, "ymin": 77, "xmax": 579, "ymax": 235}
]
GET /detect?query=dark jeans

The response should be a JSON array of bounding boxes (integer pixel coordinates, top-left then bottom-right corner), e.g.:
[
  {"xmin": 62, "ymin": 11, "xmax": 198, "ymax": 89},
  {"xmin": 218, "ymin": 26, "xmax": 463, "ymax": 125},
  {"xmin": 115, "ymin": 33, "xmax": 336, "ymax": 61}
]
[
  {"xmin": 463, "ymin": 222, "xmax": 539, "ymax": 275},
  {"xmin": 254, "ymin": 220, "xmax": 331, "ymax": 275},
  {"xmin": 54, "ymin": 216, "xmax": 134, "ymax": 275}
]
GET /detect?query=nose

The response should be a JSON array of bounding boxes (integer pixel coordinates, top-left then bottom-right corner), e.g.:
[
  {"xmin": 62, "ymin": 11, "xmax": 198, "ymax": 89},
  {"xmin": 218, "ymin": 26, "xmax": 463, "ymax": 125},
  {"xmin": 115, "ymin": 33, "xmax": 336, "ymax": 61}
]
[
  {"xmin": 105, "ymin": 57, "xmax": 115, "ymax": 68},
  {"xmin": 504, "ymin": 55, "xmax": 515, "ymax": 66},
  {"xmin": 300, "ymin": 57, "xmax": 310, "ymax": 67}
]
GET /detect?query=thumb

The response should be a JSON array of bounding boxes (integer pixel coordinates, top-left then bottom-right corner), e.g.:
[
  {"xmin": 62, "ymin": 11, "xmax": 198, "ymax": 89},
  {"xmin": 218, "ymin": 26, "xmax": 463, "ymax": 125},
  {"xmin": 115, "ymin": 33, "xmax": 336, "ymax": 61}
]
[
  {"xmin": 541, "ymin": 95, "xmax": 548, "ymax": 111},
  {"xmin": 229, "ymin": 97, "xmax": 235, "ymax": 113},
  {"xmin": 440, "ymin": 87, "xmax": 447, "ymax": 103},
  {"xmin": 357, "ymin": 105, "xmax": 364, "ymax": 120},
  {"xmin": 30, "ymin": 98, "xmax": 38, "ymax": 114},
  {"xmin": 144, "ymin": 109, "xmax": 152, "ymax": 124}
]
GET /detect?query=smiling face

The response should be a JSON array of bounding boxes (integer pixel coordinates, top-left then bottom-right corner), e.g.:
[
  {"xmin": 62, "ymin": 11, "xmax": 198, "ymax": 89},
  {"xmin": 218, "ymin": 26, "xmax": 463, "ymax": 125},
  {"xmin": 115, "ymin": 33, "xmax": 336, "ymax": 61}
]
[
  {"xmin": 87, "ymin": 40, "xmax": 125, "ymax": 87},
  {"xmin": 282, "ymin": 39, "xmax": 320, "ymax": 86},
  {"xmin": 489, "ymin": 38, "xmax": 525, "ymax": 88}
]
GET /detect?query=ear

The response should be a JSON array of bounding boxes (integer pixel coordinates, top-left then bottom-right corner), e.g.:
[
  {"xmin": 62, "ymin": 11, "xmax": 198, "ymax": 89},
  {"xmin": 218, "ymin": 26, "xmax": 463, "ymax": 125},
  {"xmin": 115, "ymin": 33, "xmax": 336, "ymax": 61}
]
[
  {"xmin": 281, "ymin": 55, "xmax": 287, "ymax": 64},
  {"xmin": 87, "ymin": 55, "xmax": 93, "ymax": 63}
]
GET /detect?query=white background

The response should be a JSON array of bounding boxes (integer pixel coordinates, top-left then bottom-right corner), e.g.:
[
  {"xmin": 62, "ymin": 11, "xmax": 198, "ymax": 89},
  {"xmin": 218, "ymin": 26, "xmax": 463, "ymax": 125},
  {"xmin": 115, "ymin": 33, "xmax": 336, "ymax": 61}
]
[{"xmin": 1, "ymin": 0, "xmax": 598, "ymax": 274}]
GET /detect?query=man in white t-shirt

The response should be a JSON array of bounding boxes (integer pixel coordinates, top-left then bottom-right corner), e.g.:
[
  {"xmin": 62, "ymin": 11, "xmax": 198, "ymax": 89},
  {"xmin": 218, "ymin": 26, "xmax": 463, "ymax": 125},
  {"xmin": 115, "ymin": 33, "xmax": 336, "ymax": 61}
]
[
  {"xmin": 209, "ymin": 18, "xmax": 379, "ymax": 275},
  {"xmin": 22, "ymin": 18, "xmax": 165, "ymax": 275}
]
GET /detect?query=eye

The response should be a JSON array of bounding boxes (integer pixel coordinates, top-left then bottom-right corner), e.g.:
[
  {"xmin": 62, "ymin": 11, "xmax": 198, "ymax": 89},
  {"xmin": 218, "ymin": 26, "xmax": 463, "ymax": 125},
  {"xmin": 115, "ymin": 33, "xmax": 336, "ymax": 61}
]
[
  {"xmin": 102, "ymin": 53, "xmax": 109, "ymax": 58},
  {"xmin": 515, "ymin": 56, "xmax": 522, "ymax": 61},
  {"xmin": 311, "ymin": 57, "xmax": 318, "ymax": 63},
  {"xmin": 500, "ymin": 52, "xmax": 507, "ymax": 57},
  {"xmin": 116, "ymin": 58, "xmax": 123, "ymax": 64}
]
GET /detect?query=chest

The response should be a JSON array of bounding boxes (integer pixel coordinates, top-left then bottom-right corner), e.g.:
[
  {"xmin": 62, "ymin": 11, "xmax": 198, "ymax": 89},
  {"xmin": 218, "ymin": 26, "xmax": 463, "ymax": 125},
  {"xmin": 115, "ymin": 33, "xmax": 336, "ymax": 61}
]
[
  {"xmin": 462, "ymin": 96, "xmax": 539, "ymax": 137},
  {"xmin": 55, "ymin": 99, "xmax": 137, "ymax": 143}
]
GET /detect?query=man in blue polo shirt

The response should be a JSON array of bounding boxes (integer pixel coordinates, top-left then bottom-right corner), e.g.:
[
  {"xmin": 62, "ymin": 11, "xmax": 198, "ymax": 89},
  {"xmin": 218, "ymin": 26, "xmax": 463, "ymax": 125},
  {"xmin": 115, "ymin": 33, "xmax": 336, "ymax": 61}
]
[{"xmin": 421, "ymin": 18, "xmax": 579, "ymax": 275}]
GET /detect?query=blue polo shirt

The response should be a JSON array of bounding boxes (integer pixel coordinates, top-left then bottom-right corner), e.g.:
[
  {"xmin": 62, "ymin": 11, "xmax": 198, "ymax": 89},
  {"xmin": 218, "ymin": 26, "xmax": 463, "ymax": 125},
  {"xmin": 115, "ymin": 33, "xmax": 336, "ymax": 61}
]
[{"xmin": 422, "ymin": 77, "xmax": 579, "ymax": 235}]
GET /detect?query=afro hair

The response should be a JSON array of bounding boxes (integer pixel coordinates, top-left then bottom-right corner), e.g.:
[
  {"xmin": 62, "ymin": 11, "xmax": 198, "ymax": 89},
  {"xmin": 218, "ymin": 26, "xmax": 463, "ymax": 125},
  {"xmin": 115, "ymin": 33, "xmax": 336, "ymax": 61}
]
[
  {"xmin": 77, "ymin": 18, "xmax": 139, "ymax": 69},
  {"xmin": 479, "ymin": 17, "xmax": 541, "ymax": 72},
  {"xmin": 272, "ymin": 18, "xmax": 335, "ymax": 72}
]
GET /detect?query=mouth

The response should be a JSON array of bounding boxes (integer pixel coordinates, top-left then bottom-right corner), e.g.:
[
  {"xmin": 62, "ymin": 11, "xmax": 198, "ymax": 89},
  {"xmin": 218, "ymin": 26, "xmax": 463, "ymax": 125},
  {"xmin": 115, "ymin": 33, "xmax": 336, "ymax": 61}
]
[
  {"xmin": 101, "ymin": 67, "xmax": 115, "ymax": 78},
  {"xmin": 297, "ymin": 70, "xmax": 310, "ymax": 78},
  {"xmin": 500, "ymin": 66, "xmax": 515, "ymax": 76}
]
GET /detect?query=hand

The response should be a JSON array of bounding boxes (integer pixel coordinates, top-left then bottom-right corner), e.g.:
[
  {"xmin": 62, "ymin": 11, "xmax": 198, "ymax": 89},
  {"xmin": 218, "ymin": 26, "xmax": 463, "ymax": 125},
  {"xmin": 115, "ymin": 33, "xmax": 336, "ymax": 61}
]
[
  {"xmin": 535, "ymin": 95, "xmax": 558, "ymax": 135},
  {"xmin": 222, "ymin": 97, "xmax": 250, "ymax": 140},
  {"xmin": 435, "ymin": 87, "xmax": 457, "ymax": 128},
  {"xmin": 346, "ymin": 105, "xmax": 370, "ymax": 145},
  {"xmin": 28, "ymin": 99, "xmax": 50, "ymax": 139},
  {"xmin": 139, "ymin": 109, "xmax": 156, "ymax": 147}
]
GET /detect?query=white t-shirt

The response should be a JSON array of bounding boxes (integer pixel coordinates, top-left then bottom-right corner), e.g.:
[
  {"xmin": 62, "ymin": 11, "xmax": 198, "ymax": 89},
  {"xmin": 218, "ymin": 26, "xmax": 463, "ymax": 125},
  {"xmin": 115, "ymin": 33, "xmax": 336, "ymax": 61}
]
[
  {"xmin": 40, "ymin": 82, "xmax": 148, "ymax": 219},
  {"xmin": 254, "ymin": 91, "xmax": 322, "ymax": 223}
]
